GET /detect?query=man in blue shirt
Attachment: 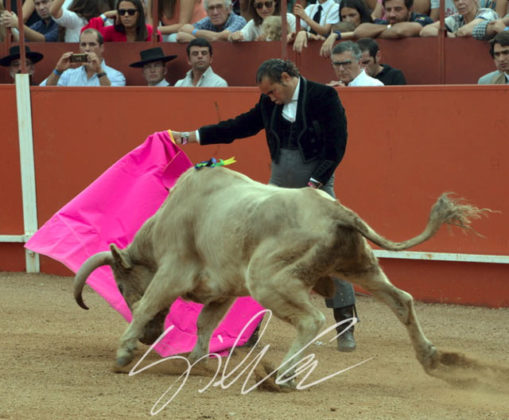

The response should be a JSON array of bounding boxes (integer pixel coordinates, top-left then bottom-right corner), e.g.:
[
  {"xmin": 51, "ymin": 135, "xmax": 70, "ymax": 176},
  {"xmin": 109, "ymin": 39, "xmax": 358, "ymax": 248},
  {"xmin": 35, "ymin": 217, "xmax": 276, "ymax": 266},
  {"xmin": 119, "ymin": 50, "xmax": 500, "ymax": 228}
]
[
  {"xmin": 176, "ymin": 0, "xmax": 246, "ymax": 42},
  {"xmin": 40, "ymin": 29, "xmax": 125, "ymax": 87},
  {"xmin": 0, "ymin": 0, "xmax": 59, "ymax": 42}
]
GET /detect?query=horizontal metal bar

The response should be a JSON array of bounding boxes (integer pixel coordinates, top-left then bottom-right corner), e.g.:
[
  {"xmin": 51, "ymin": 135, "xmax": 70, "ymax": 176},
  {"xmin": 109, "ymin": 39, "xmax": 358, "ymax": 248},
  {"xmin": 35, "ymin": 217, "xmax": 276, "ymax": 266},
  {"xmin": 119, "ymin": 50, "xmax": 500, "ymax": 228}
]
[
  {"xmin": 0, "ymin": 234, "xmax": 30, "ymax": 243},
  {"xmin": 374, "ymin": 250, "xmax": 509, "ymax": 264}
]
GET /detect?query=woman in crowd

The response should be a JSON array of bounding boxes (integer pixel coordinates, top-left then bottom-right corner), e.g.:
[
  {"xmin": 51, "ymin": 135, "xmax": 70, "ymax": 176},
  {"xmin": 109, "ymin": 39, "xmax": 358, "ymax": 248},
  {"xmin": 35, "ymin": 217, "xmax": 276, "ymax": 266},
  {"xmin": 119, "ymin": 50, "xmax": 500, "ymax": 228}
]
[
  {"xmin": 420, "ymin": 0, "xmax": 499, "ymax": 38},
  {"xmin": 319, "ymin": 0, "xmax": 373, "ymax": 57},
  {"xmin": 83, "ymin": 0, "xmax": 160, "ymax": 41},
  {"xmin": 229, "ymin": 0, "xmax": 296, "ymax": 41},
  {"xmin": 147, "ymin": 0, "xmax": 206, "ymax": 42},
  {"xmin": 50, "ymin": 0, "xmax": 112, "ymax": 42}
]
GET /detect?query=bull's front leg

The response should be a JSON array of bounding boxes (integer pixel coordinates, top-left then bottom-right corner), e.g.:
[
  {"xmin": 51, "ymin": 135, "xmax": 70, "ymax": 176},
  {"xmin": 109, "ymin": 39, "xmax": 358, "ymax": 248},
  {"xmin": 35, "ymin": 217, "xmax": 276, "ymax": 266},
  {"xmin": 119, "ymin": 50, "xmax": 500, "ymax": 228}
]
[{"xmin": 188, "ymin": 298, "xmax": 235, "ymax": 363}]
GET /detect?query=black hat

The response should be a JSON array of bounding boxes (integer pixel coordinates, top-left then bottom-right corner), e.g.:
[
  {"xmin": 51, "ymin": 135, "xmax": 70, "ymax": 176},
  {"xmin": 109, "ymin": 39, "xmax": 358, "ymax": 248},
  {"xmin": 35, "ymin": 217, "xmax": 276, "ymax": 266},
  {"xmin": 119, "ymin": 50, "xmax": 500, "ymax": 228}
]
[
  {"xmin": 0, "ymin": 45, "xmax": 44, "ymax": 67},
  {"xmin": 129, "ymin": 47, "xmax": 177, "ymax": 68}
]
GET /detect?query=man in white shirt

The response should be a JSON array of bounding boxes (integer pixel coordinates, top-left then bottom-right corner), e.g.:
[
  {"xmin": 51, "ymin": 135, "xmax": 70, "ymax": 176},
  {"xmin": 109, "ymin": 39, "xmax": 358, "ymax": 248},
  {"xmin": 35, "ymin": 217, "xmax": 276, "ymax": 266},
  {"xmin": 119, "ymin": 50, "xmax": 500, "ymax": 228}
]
[
  {"xmin": 40, "ymin": 28, "xmax": 125, "ymax": 87},
  {"xmin": 129, "ymin": 47, "xmax": 177, "ymax": 87},
  {"xmin": 291, "ymin": 0, "xmax": 339, "ymax": 52},
  {"xmin": 175, "ymin": 38, "xmax": 228, "ymax": 87},
  {"xmin": 328, "ymin": 41, "xmax": 384, "ymax": 87}
]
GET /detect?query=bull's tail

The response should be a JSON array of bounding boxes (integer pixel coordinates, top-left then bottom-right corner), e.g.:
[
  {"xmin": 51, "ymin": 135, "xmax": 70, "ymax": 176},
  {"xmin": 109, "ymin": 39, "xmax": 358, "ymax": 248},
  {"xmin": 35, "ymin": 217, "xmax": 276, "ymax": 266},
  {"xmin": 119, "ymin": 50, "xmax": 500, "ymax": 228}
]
[{"xmin": 347, "ymin": 193, "xmax": 490, "ymax": 251}]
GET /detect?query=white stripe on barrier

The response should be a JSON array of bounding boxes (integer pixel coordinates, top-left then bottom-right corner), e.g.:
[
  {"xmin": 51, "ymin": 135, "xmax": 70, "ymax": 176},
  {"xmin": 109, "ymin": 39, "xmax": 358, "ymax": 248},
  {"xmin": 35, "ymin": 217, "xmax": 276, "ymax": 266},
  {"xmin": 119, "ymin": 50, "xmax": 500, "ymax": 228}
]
[{"xmin": 374, "ymin": 250, "xmax": 509, "ymax": 264}]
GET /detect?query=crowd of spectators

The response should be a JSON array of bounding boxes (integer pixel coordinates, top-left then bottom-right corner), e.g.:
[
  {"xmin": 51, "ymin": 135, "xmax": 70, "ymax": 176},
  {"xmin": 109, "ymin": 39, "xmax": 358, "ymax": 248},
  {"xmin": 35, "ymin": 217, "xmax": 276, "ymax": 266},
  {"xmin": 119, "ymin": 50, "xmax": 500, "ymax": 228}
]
[{"xmin": 1, "ymin": 0, "xmax": 508, "ymax": 85}]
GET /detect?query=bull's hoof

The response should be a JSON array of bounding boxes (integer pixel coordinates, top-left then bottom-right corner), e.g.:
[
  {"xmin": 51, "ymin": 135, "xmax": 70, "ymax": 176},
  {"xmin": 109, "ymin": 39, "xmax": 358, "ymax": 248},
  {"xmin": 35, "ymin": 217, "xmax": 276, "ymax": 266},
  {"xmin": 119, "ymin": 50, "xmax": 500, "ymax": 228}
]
[{"xmin": 116, "ymin": 349, "xmax": 134, "ymax": 368}]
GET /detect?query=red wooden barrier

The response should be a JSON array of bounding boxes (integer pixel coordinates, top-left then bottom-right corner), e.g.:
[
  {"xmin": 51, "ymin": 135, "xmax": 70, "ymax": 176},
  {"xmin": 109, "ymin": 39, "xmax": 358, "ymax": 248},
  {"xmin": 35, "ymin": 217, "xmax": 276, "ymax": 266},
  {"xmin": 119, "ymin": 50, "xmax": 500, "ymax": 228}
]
[{"xmin": 1, "ymin": 85, "xmax": 508, "ymax": 306}]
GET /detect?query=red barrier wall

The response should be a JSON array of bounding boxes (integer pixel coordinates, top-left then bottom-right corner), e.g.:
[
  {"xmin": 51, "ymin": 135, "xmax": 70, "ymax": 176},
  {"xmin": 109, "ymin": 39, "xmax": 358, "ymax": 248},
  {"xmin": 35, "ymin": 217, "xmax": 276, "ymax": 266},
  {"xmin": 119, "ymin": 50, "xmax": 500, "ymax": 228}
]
[
  {"xmin": 1, "ymin": 85, "xmax": 509, "ymax": 306},
  {"xmin": 0, "ymin": 38, "xmax": 495, "ymax": 86}
]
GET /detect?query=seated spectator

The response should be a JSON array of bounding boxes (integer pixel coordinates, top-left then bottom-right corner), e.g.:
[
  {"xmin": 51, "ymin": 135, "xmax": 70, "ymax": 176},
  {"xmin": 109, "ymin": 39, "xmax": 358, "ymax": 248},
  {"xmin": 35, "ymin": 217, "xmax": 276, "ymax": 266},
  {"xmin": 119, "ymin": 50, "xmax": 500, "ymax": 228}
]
[
  {"xmin": 83, "ymin": 0, "xmax": 160, "ymax": 41},
  {"xmin": 177, "ymin": 0, "xmax": 246, "ymax": 42},
  {"xmin": 328, "ymin": 40, "xmax": 384, "ymax": 86},
  {"xmin": 40, "ymin": 28, "xmax": 125, "ymax": 86},
  {"xmin": 431, "ymin": 0, "xmax": 507, "ymax": 21},
  {"xmin": 420, "ymin": 0, "xmax": 498, "ymax": 39},
  {"xmin": 291, "ymin": 0, "xmax": 339, "ymax": 51},
  {"xmin": 1, "ymin": 0, "xmax": 59, "ymax": 42},
  {"xmin": 261, "ymin": 14, "xmax": 281, "ymax": 39},
  {"xmin": 0, "ymin": 2, "xmax": 5, "ymax": 41},
  {"xmin": 129, "ymin": 47, "xmax": 177, "ymax": 86},
  {"xmin": 4, "ymin": 0, "xmax": 40, "ymax": 27},
  {"xmin": 357, "ymin": 37, "xmax": 407, "ymax": 84},
  {"xmin": 474, "ymin": 12, "xmax": 509, "ymax": 39},
  {"xmin": 175, "ymin": 38, "xmax": 227, "ymax": 86},
  {"xmin": 50, "ymin": 0, "xmax": 111, "ymax": 42},
  {"xmin": 354, "ymin": 0, "xmax": 433, "ymax": 38},
  {"xmin": 228, "ymin": 0, "xmax": 296, "ymax": 41},
  {"xmin": 293, "ymin": 0, "xmax": 339, "ymax": 37},
  {"xmin": 320, "ymin": 0, "xmax": 373, "ymax": 57},
  {"xmin": 147, "ymin": 0, "xmax": 207, "ymax": 42},
  {"xmin": 478, "ymin": 31, "xmax": 509, "ymax": 83},
  {"xmin": 0, "ymin": 44, "xmax": 43, "ymax": 83}
]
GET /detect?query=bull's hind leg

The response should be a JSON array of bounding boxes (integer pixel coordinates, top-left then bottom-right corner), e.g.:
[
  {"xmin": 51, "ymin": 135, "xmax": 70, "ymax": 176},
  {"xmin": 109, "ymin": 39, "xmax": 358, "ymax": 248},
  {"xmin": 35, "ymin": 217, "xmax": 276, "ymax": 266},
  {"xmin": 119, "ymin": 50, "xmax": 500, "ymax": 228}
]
[
  {"xmin": 188, "ymin": 298, "xmax": 235, "ymax": 363},
  {"xmin": 343, "ymin": 268, "xmax": 438, "ymax": 372}
]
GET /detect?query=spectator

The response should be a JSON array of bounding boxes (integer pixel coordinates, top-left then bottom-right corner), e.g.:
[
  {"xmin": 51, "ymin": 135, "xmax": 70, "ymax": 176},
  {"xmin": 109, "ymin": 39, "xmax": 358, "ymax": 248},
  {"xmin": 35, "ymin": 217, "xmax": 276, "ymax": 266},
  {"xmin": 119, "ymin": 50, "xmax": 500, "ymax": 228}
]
[
  {"xmin": 147, "ymin": 0, "xmax": 207, "ymax": 42},
  {"xmin": 431, "ymin": 0, "xmax": 507, "ymax": 21},
  {"xmin": 228, "ymin": 0, "xmax": 296, "ymax": 41},
  {"xmin": 328, "ymin": 40, "xmax": 384, "ymax": 86},
  {"xmin": 420, "ymin": 0, "xmax": 498, "ymax": 39},
  {"xmin": 0, "ymin": 2, "xmax": 5, "ymax": 41},
  {"xmin": 478, "ymin": 31, "xmax": 509, "ymax": 83},
  {"xmin": 40, "ymin": 28, "xmax": 125, "ymax": 86},
  {"xmin": 177, "ymin": 0, "xmax": 246, "ymax": 42},
  {"xmin": 50, "ymin": 0, "xmax": 111, "ymax": 42},
  {"xmin": 175, "ymin": 38, "xmax": 227, "ymax": 86},
  {"xmin": 129, "ymin": 47, "xmax": 177, "ymax": 86},
  {"xmin": 83, "ymin": 0, "xmax": 160, "ymax": 41},
  {"xmin": 293, "ymin": 0, "xmax": 339, "ymax": 37},
  {"xmin": 0, "ymin": 44, "xmax": 43, "ymax": 83},
  {"xmin": 473, "ymin": 12, "xmax": 509, "ymax": 39},
  {"xmin": 320, "ymin": 0, "xmax": 373, "ymax": 57},
  {"xmin": 357, "ymin": 37, "xmax": 407, "ymax": 84},
  {"xmin": 4, "ymin": 0, "xmax": 39, "ymax": 27},
  {"xmin": 1, "ymin": 0, "xmax": 59, "ymax": 42},
  {"xmin": 354, "ymin": 0, "xmax": 433, "ymax": 38},
  {"xmin": 292, "ymin": 0, "xmax": 340, "ymax": 52}
]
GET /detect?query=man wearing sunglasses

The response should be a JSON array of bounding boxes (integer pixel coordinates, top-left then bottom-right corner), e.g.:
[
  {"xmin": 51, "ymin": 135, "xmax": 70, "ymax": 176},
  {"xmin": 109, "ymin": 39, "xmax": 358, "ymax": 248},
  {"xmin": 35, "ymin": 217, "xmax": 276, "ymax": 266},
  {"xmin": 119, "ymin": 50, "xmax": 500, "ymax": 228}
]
[
  {"xmin": 177, "ymin": 0, "xmax": 247, "ymax": 42},
  {"xmin": 172, "ymin": 58, "xmax": 359, "ymax": 353},
  {"xmin": 41, "ymin": 28, "xmax": 125, "ymax": 86},
  {"xmin": 328, "ymin": 41, "xmax": 384, "ymax": 87}
]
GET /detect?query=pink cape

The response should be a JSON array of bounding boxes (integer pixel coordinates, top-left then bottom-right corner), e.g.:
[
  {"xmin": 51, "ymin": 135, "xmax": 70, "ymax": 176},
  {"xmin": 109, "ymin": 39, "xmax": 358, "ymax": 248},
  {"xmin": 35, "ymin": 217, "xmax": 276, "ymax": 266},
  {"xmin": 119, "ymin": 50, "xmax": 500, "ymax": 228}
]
[{"xmin": 25, "ymin": 130, "xmax": 264, "ymax": 356}]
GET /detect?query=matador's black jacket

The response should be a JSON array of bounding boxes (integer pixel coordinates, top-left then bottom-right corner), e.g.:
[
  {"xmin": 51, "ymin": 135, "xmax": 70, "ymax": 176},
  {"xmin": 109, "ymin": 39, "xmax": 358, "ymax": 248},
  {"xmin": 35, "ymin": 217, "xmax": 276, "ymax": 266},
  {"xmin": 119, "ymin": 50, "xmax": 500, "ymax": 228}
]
[{"xmin": 199, "ymin": 77, "xmax": 347, "ymax": 186}]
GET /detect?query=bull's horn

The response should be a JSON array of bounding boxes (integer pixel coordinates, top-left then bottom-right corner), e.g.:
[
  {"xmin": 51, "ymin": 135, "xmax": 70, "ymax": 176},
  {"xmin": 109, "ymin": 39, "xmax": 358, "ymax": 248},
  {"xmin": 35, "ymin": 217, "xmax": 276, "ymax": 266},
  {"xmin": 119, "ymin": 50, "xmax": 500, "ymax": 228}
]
[{"xmin": 74, "ymin": 251, "xmax": 113, "ymax": 310}]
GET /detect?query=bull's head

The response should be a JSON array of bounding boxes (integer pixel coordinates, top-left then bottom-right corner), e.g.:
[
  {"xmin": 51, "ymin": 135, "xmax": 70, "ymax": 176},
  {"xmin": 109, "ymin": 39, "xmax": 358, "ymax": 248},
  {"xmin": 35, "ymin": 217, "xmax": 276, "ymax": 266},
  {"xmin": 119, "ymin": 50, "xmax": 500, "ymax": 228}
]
[{"xmin": 73, "ymin": 244, "xmax": 167, "ymax": 345}]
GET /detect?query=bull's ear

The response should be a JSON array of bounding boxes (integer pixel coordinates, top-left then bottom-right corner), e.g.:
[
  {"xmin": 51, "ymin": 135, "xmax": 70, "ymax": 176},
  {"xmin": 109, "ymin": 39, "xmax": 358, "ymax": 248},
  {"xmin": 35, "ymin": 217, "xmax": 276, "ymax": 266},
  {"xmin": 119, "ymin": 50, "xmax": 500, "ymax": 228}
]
[{"xmin": 110, "ymin": 244, "xmax": 132, "ymax": 269}]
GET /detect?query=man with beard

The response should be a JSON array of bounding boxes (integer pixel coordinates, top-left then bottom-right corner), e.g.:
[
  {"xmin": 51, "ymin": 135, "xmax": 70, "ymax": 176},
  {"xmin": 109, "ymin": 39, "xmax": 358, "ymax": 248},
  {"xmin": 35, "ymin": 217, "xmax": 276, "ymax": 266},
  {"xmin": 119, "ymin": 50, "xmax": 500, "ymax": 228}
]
[
  {"xmin": 175, "ymin": 38, "xmax": 228, "ymax": 87},
  {"xmin": 0, "ymin": 0, "xmax": 59, "ymax": 42},
  {"xmin": 354, "ymin": 0, "xmax": 433, "ymax": 38}
]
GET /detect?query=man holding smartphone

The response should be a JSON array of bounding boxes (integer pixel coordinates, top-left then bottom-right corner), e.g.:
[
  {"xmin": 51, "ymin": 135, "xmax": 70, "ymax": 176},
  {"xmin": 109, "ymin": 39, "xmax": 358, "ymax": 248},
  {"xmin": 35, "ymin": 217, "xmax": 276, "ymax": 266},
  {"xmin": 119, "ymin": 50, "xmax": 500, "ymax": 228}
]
[{"xmin": 41, "ymin": 28, "xmax": 125, "ymax": 86}]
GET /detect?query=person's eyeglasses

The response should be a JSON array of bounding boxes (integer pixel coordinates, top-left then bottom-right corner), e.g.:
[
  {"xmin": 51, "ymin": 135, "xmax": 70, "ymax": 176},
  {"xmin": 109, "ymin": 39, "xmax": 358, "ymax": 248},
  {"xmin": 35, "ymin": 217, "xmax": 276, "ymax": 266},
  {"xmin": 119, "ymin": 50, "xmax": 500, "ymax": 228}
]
[
  {"xmin": 333, "ymin": 60, "xmax": 352, "ymax": 67},
  {"xmin": 118, "ymin": 8, "xmax": 137, "ymax": 16},
  {"xmin": 255, "ymin": 1, "xmax": 273, "ymax": 9}
]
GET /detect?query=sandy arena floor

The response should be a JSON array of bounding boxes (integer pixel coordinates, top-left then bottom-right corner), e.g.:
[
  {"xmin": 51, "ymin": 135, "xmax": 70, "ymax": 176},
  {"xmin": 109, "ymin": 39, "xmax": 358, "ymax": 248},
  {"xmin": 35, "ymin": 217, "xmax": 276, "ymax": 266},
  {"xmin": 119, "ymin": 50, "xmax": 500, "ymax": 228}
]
[{"xmin": 1, "ymin": 271, "xmax": 509, "ymax": 419}]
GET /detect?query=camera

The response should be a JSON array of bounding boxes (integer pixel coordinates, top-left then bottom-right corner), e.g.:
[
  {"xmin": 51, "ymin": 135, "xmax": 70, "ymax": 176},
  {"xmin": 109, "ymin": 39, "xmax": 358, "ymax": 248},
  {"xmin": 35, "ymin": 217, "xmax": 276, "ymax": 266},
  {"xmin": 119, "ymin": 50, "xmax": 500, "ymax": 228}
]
[{"xmin": 70, "ymin": 53, "xmax": 88, "ymax": 63}]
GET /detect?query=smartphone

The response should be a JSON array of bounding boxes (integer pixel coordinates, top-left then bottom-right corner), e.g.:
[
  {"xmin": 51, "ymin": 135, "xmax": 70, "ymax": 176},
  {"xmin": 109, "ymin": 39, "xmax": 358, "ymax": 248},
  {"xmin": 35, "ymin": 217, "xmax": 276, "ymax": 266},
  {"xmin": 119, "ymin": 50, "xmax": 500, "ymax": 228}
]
[{"xmin": 70, "ymin": 53, "xmax": 88, "ymax": 63}]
